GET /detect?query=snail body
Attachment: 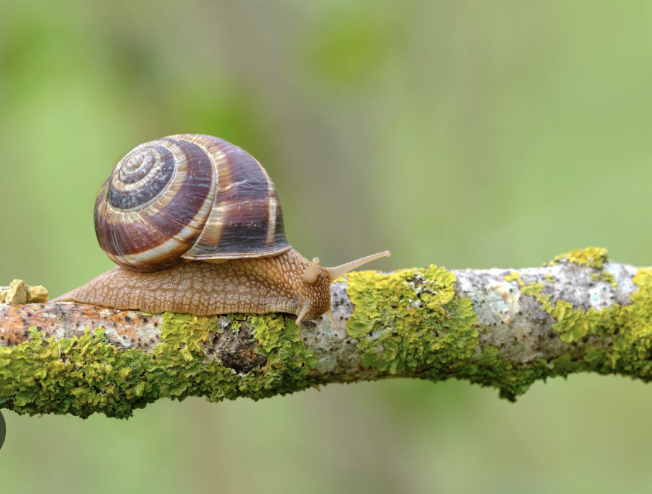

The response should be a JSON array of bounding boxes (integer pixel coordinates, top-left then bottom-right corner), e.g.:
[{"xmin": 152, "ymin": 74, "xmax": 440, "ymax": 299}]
[{"xmin": 55, "ymin": 134, "xmax": 389, "ymax": 326}]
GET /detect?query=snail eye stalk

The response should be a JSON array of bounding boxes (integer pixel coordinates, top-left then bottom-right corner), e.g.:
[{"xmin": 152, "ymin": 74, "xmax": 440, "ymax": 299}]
[{"xmin": 304, "ymin": 257, "xmax": 320, "ymax": 283}]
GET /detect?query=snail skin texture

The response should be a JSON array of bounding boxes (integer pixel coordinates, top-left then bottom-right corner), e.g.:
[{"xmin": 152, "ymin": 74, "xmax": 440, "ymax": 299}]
[{"xmin": 55, "ymin": 134, "xmax": 390, "ymax": 327}]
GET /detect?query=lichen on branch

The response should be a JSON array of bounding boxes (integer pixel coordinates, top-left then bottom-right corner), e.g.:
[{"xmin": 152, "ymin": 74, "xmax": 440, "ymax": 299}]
[{"xmin": 1, "ymin": 247, "xmax": 652, "ymax": 419}]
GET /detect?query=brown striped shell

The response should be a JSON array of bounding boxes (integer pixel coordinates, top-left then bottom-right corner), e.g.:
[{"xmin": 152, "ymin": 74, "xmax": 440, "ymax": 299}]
[{"xmin": 94, "ymin": 134, "xmax": 290, "ymax": 272}]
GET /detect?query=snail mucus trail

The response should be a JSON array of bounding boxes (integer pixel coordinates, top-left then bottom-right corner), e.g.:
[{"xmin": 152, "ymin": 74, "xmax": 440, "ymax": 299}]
[{"xmin": 55, "ymin": 134, "xmax": 390, "ymax": 328}]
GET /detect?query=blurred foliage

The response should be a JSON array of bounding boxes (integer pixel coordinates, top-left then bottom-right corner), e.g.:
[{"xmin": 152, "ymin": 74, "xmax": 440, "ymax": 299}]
[{"xmin": 2, "ymin": 1, "xmax": 652, "ymax": 493}]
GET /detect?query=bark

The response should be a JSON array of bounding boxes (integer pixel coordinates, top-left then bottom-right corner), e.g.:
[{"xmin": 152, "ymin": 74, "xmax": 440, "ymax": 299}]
[{"xmin": 2, "ymin": 248, "xmax": 651, "ymax": 419}]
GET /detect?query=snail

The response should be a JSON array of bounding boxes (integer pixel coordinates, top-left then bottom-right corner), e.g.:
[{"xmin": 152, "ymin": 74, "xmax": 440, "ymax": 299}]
[{"xmin": 54, "ymin": 134, "xmax": 389, "ymax": 328}]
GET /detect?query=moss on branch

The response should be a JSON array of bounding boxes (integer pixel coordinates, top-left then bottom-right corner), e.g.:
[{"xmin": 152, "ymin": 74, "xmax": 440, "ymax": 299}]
[
  {"xmin": 0, "ymin": 313, "xmax": 320, "ymax": 419},
  {"xmin": 2, "ymin": 247, "xmax": 652, "ymax": 418}
]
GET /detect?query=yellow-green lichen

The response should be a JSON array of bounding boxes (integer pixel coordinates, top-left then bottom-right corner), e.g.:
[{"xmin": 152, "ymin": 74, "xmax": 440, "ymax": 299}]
[
  {"xmin": 345, "ymin": 265, "xmax": 612, "ymax": 401},
  {"xmin": 519, "ymin": 269, "xmax": 618, "ymax": 344},
  {"xmin": 243, "ymin": 315, "xmax": 319, "ymax": 397},
  {"xmin": 602, "ymin": 271, "xmax": 617, "ymax": 287},
  {"xmin": 591, "ymin": 271, "xmax": 617, "ymax": 286},
  {"xmin": 518, "ymin": 276, "xmax": 606, "ymax": 344},
  {"xmin": 229, "ymin": 313, "xmax": 248, "ymax": 333},
  {"xmin": 504, "ymin": 272, "xmax": 524, "ymax": 286},
  {"xmin": 519, "ymin": 266, "xmax": 652, "ymax": 376},
  {"xmin": 547, "ymin": 247, "xmax": 609, "ymax": 269},
  {"xmin": 0, "ymin": 312, "xmax": 319, "ymax": 419},
  {"xmin": 346, "ymin": 266, "xmax": 479, "ymax": 375},
  {"xmin": 342, "ymin": 259, "xmax": 652, "ymax": 402},
  {"xmin": 549, "ymin": 301, "xmax": 604, "ymax": 343},
  {"xmin": 505, "ymin": 271, "xmax": 556, "ymax": 312},
  {"xmin": 520, "ymin": 281, "xmax": 554, "ymax": 312}
]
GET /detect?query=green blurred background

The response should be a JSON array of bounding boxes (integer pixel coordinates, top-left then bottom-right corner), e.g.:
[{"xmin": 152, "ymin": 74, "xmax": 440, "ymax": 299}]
[{"xmin": 2, "ymin": 1, "xmax": 652, "ymax": 492}]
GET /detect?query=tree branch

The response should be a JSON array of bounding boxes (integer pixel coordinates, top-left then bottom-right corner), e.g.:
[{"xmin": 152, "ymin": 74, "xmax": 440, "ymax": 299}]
[{"xmin": 2, "ymin": 247, "xmax": 651, "ymax": 419}]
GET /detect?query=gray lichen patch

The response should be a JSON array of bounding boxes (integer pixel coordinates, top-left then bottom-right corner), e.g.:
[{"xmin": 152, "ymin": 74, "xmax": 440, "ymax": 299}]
[
  {"xmin": 299, "ymin": 279, "xmax": 365, "ymax": 378},
  {"xmin": 453, "ymin": 259, "xmax": 639, "ymax": 365},
  {"xmin": 603, "ymin": 261, "xmax": 637, "ymax": 305},
  {"xmin": 455, "ymin": 269, "xmax": 521, "ymax": 327}
]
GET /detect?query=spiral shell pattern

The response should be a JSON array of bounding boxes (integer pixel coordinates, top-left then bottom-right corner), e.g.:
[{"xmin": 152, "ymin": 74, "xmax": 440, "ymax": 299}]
[{"xmin": 95, "ymin": 134, "xmax": 290, "ymax": 272}]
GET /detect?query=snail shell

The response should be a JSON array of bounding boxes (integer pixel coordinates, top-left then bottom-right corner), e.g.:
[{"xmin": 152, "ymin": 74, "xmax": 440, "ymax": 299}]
[
  {"xmin": 95, "ymin": 134, "xmax": 290, "ymax": 272},
  {"xmin": 55, "ymin": 133, "xmax": 391, "ymax": 326}
]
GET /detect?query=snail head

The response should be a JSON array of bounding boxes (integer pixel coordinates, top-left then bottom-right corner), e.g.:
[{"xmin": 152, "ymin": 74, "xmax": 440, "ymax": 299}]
[{"xmin": 297, "ymin": 251, "xmax": 391, "ymax": 329}]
